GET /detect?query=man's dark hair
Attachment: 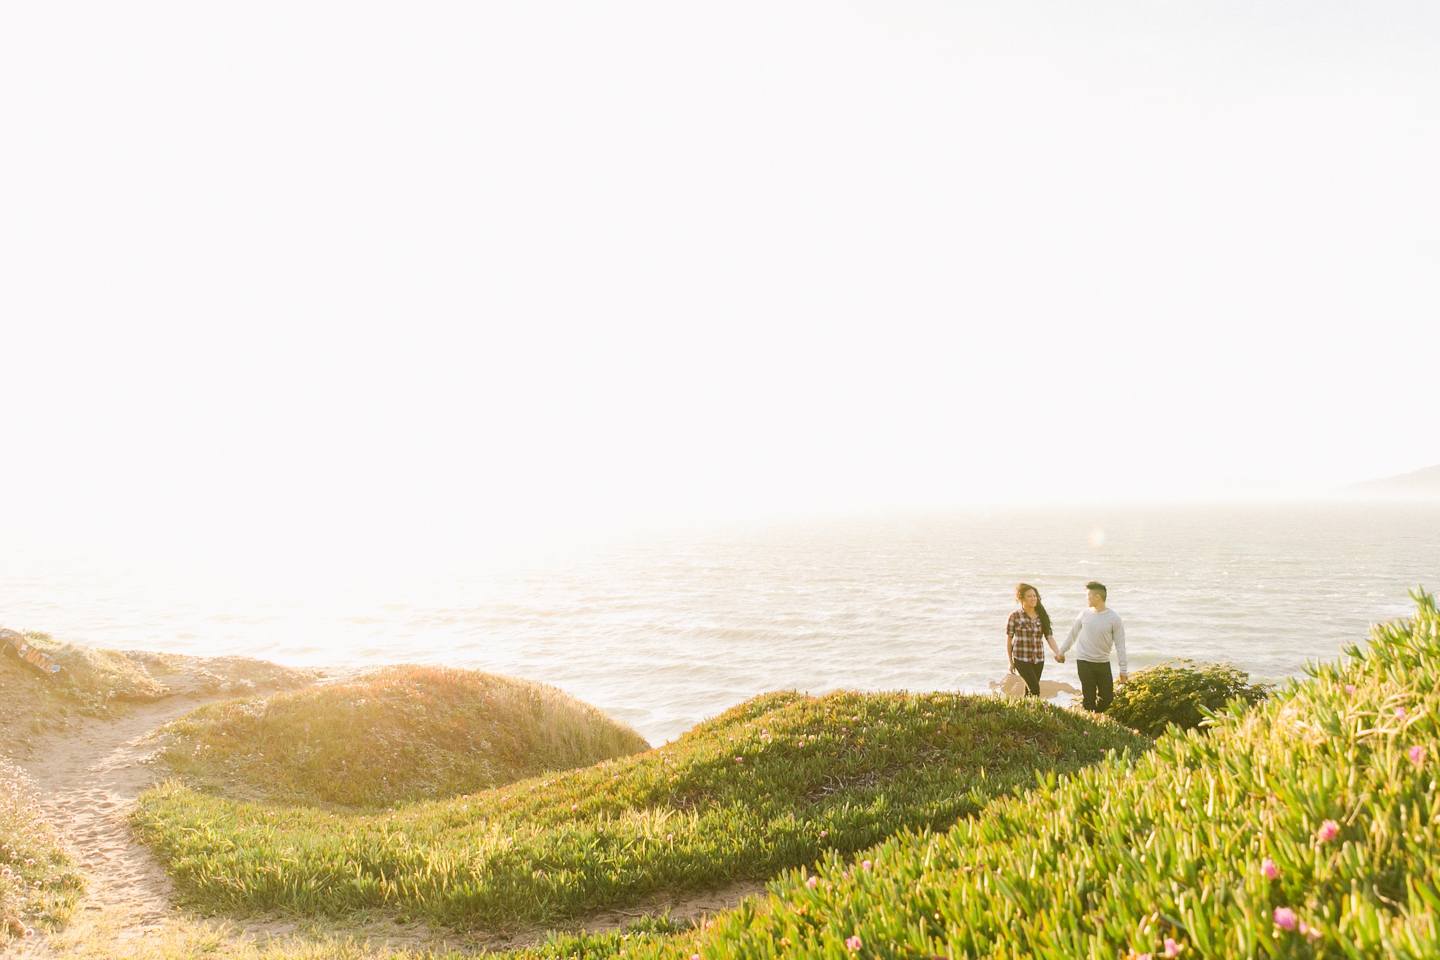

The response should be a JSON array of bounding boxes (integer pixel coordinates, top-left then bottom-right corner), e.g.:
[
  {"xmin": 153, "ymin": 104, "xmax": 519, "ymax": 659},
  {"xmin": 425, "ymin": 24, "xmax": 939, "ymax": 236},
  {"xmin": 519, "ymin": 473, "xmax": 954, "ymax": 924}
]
[{"xmin": 1085, "ymin": 581, "xmax": 1107, "ymax": 599}]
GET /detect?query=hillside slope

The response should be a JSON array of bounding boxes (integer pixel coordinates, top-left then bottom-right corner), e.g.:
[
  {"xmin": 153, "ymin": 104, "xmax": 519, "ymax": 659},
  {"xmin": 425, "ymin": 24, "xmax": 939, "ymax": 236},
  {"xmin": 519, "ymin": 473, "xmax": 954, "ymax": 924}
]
[{"xmin": 135, "ymin": 688, "xmax": 1147, "ymax": 927}]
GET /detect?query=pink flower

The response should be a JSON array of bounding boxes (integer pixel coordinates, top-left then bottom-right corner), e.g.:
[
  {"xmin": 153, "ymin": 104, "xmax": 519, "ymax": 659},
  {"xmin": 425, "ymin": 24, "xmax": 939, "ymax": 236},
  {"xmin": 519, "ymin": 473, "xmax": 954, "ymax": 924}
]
[
  {"xmin": 1163, "ymin": 939, "xmax": 1184, "ymax": 957},
  {"xmin": 735, "ymin": 757, "xmax": 743, "ymax": 763},
  {"xmin": 845, "ymin": 935, "xmax": 863, "ymax": 951},
  {"xmin": 1274, "ymin": 907, "xmax": 1297, "ymax": 930},
  {"xmin": 690, "ymin": 954, "xmax": 700, "ymax": 960},
  {"xmin": 1261, "ymin": 858, "xmax": 1280, "ymax": 880},
  {"xmin": 806, "ymin": 875, "xmax": 819, "ymax": 889},
  {"xmin": 1410, "ymin": 745, "xmax": 1426, "ymax": 767},
  {"xmin": 862, "ymin": 859, "xmax": 873, "ymax": 871},
  {"xmin": 820, "ymin": 830, "xmax": 828, "ymax": 837},
  {"xmin": 1316, "ymin": 820, "xmax": 1340, "ymax": 843},
  {"xmin": 1395, "ymin": 706, "xmax": 1408, "ymax": 720},
  {"xmin": 1344, "ymin": 684, "xmax": 1355, "ymax": 694}
]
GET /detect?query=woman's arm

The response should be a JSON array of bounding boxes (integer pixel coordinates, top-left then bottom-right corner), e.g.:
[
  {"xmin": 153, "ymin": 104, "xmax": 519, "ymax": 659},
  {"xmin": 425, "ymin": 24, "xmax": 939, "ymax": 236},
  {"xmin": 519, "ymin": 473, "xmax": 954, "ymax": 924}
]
[{"xmin": 1006, "ymin": 635, "xmax": 1015, "ymax": 673}]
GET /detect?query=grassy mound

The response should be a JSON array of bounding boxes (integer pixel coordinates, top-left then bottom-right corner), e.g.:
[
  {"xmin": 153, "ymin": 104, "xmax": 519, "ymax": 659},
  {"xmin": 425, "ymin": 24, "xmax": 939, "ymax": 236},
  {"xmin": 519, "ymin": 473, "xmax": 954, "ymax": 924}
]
[
  {"xmin": 534, "ymin": 590, "xmax": 1440, "ymax": 960},
  {"xmin": 154, "ymin": 665, "xmax": 651, "ymax": 808},
  {"xmin": 0, "ymin": 758, "xmax": 83, "ymax": 940},
  {"xmin": 134, "ymin": 689, "xmax": 1147, "ymax": 927}
]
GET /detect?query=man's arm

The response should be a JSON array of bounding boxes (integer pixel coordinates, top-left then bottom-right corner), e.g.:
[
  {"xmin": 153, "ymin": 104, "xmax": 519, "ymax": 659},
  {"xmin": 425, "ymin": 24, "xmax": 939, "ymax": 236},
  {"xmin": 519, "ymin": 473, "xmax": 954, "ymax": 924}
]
[
  {"xmin": 1113, "ymin": 615, "xmax": 1128, "ymax": 679},
  {"xmin": 1057, "ymin": 614, "xmax": 1083, "ymax": 656}
]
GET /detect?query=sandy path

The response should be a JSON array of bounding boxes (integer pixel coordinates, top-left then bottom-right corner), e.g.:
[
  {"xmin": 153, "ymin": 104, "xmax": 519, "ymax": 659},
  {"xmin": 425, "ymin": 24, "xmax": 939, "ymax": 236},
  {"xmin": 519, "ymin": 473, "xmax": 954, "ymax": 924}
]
[{"xmin": 19, "ymin": 693, "xmax": 224, "ymax": 937}]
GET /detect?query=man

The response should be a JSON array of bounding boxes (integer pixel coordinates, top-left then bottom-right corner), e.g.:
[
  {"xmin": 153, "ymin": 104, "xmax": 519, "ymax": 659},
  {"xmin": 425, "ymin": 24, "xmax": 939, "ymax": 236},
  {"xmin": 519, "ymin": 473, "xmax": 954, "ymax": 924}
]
[{"xmin": 1056, "ymin": 581, "xmax": 1127, "ymax": 712}]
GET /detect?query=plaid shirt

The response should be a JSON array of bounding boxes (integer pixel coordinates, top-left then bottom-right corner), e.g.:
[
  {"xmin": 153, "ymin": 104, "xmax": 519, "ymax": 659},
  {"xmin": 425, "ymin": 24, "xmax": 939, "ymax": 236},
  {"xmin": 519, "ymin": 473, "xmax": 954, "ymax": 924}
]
[{"xmin": 1006, "ymin": 610, "xmax": 1048, "ymax": 663}]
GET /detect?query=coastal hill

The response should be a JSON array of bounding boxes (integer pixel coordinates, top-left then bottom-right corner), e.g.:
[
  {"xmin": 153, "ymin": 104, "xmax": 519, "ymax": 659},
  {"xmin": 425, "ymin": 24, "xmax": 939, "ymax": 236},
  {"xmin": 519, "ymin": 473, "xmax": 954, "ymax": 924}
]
[{"xmin": 1343, "ymin": 462, "xmax": 1440, "ymax": 498}]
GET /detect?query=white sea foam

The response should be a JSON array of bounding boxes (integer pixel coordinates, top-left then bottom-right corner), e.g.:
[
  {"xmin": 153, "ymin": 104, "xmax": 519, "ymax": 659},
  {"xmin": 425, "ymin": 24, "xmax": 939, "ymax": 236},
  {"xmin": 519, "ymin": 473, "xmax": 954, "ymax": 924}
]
[{"xmin": 3, "ymin": 503, "xmax": 1438, "ymax": 744}]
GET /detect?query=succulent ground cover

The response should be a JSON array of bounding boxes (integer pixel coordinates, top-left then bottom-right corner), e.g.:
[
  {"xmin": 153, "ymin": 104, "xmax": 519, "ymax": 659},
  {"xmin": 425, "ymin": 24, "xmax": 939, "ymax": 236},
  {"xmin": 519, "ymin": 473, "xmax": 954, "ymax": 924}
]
[
  {"xmin": 133, "ymin": 688, "xmax": 1146, "ymax": 928},
  {"xmin": 510, "ymin": 591, "xmax": 1440, "ymax": 960},
  {"xmin": 0, "ymin": 757, "xmax": 83, "ymax": 940},
  {"xmin": 153, "ymin": 665, "xmax": 651, "ymax": 807}
]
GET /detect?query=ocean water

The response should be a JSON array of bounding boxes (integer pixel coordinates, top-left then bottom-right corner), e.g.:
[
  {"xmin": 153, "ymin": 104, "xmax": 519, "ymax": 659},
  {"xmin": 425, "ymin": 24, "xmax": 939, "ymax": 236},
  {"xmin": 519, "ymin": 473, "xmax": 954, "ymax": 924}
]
[{"xmin": 3, "ymin": 503, "xmax": 1438, "ymax": 744}]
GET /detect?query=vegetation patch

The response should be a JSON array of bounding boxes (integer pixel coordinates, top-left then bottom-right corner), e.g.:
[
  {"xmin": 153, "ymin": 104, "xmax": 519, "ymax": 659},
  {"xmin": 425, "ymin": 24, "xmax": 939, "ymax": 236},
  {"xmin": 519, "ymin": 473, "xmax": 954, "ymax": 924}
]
[
  {"xmin": 153, "ymin": 665, "xmax": 651, "ymax": 808},
  {"xmin": 525, "ymin": 591, "xmax": 1440, "ymax": 960},
  {"xmin": 134, "ymin": 688, "xmax": 1146, "ymax": 928},
  {"xmin": 0, "ymin": 634, "xmax": 320, "ymax": 756},
  {"xmin": 0, "ymin": 757, "xmax": 83, "ymax": 940},
  {"xmin": 1105, "ymin": 659, "xmax": 1271, "ymax": 737}
]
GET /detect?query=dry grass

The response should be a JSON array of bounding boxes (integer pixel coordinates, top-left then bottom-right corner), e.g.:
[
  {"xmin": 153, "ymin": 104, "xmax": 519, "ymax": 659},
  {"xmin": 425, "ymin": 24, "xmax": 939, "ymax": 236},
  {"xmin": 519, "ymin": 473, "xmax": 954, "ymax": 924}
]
[
  {"xmin": 0, "ymin": 634, "xmax": 320, "ymax": 758},
  {"xmin": 152, "ymin": 666, "xmax": 651, "ymax": 808}
]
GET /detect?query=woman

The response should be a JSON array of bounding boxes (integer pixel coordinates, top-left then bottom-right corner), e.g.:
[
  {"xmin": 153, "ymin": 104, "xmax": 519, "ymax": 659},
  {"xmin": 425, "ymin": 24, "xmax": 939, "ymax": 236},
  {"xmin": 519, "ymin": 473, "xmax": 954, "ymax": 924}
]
[{"xmin": 1006, "ymin": 583, "xmax": 1060, "ymax": 697}]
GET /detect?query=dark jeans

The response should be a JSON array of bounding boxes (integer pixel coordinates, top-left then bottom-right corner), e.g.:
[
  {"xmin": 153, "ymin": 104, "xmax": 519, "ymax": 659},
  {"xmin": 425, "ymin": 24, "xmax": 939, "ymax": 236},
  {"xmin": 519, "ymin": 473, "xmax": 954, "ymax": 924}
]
[
  {"xmin": 1076, "ymin": 659, "xmax": 1114, "ymax": 712},
  {"xmin": 1014, "ymin": 660, "xmax": 1044, "ymax": 697}
]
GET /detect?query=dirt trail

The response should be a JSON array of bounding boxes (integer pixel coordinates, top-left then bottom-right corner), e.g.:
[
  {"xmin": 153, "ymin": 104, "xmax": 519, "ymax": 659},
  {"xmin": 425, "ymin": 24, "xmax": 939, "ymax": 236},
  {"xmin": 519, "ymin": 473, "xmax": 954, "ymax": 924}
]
[{"xmin": 21, "ymin": 693, "xmax": 225, "ymax": 935}]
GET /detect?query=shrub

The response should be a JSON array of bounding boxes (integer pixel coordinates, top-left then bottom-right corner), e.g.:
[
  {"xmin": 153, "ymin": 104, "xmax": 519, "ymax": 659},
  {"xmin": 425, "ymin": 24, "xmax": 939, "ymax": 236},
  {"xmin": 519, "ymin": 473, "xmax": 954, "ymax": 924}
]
[
  {"xmin": 153, "ymin": 665, "xmax": 651, "ymax": 808},
  {"xmin": 134, "ymin": 689, "xmax": 1147, "ymax": 926},
  {"xmin": 1106, "ymin": 659, "xmax": 1271, "ymax": 736}
]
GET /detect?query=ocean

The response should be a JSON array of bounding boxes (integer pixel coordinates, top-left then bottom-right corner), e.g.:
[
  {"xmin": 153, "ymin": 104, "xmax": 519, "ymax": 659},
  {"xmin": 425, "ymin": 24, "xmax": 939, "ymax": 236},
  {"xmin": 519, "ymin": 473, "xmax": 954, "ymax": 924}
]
[{"xmin": 3, "ymin": 503, "xmax": 1438, "ymax": 744}]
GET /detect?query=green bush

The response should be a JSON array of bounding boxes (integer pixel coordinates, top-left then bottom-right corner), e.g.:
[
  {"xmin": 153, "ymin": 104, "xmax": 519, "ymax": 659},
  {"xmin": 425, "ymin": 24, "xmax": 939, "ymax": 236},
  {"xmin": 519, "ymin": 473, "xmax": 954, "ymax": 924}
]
[
  {"xmin": 1106, "ymin": 659, "xmax": 1271, "ymax": 736},
  {"xmin": 514, "ymin": 589, "xmax": 1440, "ymax": 960}
]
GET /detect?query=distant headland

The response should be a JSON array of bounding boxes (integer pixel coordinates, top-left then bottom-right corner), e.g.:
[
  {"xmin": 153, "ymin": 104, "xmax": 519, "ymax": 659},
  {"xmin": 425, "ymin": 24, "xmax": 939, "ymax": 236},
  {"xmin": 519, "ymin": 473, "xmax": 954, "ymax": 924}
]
[{"xmin": 1342, "ymin": 462, "xmax": 1440, "ymax": 499}]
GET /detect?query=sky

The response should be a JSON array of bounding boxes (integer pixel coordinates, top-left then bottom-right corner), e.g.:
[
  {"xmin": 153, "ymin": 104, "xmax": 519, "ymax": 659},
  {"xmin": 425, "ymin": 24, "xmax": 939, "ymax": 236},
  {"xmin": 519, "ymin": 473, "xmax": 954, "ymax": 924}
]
[{"xmin": 2, "ymin": 1, "xmax": 1439, "ymax": 582}]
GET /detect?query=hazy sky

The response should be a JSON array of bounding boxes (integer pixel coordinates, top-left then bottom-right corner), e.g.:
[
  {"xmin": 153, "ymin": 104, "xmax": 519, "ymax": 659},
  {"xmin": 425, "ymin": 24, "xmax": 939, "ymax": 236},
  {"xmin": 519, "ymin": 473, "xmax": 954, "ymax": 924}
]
[{"xmin": 3, "ymin": 2, "xmax": 1438, "ymax": 577}]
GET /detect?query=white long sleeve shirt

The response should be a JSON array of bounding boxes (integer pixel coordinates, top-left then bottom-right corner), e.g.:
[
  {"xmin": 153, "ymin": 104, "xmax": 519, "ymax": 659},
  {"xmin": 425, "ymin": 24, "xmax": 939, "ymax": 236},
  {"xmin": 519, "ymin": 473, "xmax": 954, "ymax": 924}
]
[{"xmin": 1058, "ymin": 608, "xmax": 1127, "ymax": 672}]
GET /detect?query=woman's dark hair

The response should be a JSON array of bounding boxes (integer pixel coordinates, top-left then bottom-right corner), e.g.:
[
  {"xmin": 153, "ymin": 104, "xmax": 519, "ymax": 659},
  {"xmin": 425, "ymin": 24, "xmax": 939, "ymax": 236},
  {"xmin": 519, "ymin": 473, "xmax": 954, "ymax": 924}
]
[{"xmin": 1015, "ymin": 583, "xmax": 1052, "ymax": 638}]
